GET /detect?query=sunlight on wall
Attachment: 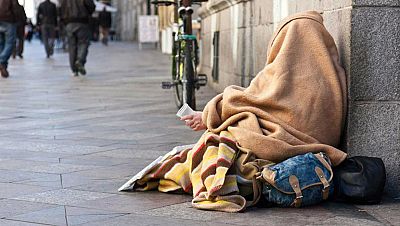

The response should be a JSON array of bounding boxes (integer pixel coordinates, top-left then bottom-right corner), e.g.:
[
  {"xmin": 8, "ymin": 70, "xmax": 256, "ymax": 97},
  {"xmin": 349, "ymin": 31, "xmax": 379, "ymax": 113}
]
[
  {"xmin": 22, "ymin": 0, "xmax": 35, "ymax": 20},
  {"xmin": 273, "ymin": 0, "xmax": 289, "ymax": 29}
]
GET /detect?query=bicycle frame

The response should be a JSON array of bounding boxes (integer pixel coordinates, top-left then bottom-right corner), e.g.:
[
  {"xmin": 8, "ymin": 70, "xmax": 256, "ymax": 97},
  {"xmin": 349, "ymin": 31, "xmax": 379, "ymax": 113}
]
[{"xmin": 158, "ymin": 0, "xmax": 208, "ymax": 109}]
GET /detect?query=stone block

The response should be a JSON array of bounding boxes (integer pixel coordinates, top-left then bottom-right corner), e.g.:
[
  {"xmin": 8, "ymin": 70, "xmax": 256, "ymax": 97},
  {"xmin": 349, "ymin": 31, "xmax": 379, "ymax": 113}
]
[
  {"xmin": 253, "ymin": 0, "xmax": 274, "ymax": 25},
  {"xmin": 322, "ymin": 8, "xmax": 352, "ymax": 79},
  {"xmin": 219, "ymin": 30, "xmax": 234, "ymax": 74},
  {"xmin": 217, "ymin": 71, "xmax": 242, "ymax": 91},
  {"xmin": 346, "ymin": 102, "xmax": 400, "ymax": 196},
  {"xmin": 350, "ymin": 7, "xmax": 400, "ymax": 101},
  {"xmin": 353, "ymin": 0, "xmax": 400, "ymax": 6},
  {"xmin": 241, "ymin": 1, "xmax": 254, "ymax": 28},
  {"xmin": 201, "ymin": 16, "xmax": 212, "ymax": 36},
  {"xmin": 322, "ymin": 0, "xmax": 352, "ymax": 11},
  {"xmin": 219, "ymin": 7, "xmax": 232, "ymax": 31},
  {"xmin": 200, "ymin": 33, "xmax": 212, "ymax": 68},
  {"xmin": 252, "ymin": 24, "xmax": 274, "ymax": 73}
]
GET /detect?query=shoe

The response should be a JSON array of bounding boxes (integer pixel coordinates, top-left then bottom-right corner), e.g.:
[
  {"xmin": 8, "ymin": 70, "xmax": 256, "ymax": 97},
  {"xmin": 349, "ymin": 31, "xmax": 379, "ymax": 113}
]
[
  {"xmin": 18, "ymin": 54, "xmax": 23, "ymax": 59},
  {"xmin": 71, "ymin": 72, "xmax": 79, "ymax": 77},
  {"xmin": 0, "ymin": 64, "xmax": 9, "ymax": 78},
  {"xmin": 75, "ymin": 61, "xmax": 86, "ymax": 76}
]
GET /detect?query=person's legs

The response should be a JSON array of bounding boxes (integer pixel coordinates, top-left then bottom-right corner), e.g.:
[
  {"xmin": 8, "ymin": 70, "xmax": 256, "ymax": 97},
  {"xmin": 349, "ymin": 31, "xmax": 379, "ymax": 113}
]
[
  {"xmin": 103, "ymin": 27, "xmax": 109, "ymax": 45},
  {"xmin": 41, "ymin": 25, "xmax": 50, "ymax": 57},
  {"xmin": 0, "ymin": 33, "xmax": 4, "ymax": 52},
  {"xmin": 66, "ymin": 23, "xmax": 78, "ymax": 75},
  {"xmin": 48, "ymin": 25, "xmax": 56, "ymax": 56},
  {"xmin": 12, "ymin": 40, "xmax": 16, "ymax": 59},
  {"xmin": 75, "ymin": 23, "xmax": 91, "ymax": 75},
  {"xmin": 16, "ymin": 26, "xmax": 24, "ymax": 58},
  {"xmin": 99, "ymin": 26, "xmax": 108, "ymax": 45},
  {"xmin": 0, "ymin": 22, "xmax": 17, "ymax": 78},
  {"xmin": 17, "ymin": 37, "xmax": 24, "ymax": 58}
]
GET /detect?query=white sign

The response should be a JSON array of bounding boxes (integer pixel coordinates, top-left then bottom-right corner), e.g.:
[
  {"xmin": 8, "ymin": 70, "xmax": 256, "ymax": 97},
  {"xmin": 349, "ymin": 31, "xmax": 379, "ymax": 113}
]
[{"xmin": 138, "ymin": 15, "xmax": 159, "ymax": 43}]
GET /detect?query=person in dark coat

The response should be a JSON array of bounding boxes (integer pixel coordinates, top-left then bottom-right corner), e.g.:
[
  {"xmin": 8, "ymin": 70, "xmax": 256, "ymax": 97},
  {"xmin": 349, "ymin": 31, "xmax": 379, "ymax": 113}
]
[
  {"xmin": 98, "ymin": 7, "xmax": 112, "ymax": 45},
  {"xmin": 12, "ymin": 3, "xmax": 27, "ymax": 59},
  {"xmin": 59, "ymin": 0, "xmax": 95, "ymax": 77},
  {"xmin": 37, "ymin": 0, "xmax": 58, "ymax": 58},
  {"xmin": 0, "ymin": 0, "xmax": 19, "ymax": 78}
]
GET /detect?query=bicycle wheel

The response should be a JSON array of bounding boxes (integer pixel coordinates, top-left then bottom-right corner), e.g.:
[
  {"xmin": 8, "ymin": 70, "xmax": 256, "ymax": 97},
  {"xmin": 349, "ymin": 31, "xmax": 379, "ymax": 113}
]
[
  {"xmin": 172, "ymin": 39, "xmax": 184, "ymax": 108},
  {"xmin": 182, "ymin": 42, "xmax": 196, "ymax": 110}
]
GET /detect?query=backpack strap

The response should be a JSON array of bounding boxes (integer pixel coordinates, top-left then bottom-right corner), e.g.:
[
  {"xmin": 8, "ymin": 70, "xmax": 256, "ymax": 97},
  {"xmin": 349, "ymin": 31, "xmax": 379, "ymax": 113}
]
[
  {"xmin": 315, "ymin": 166, "xmax": 330, "ymax": 200},
  {"xmin": 289, "ymin": 175, "xmax": 303, "ymax": 207}
]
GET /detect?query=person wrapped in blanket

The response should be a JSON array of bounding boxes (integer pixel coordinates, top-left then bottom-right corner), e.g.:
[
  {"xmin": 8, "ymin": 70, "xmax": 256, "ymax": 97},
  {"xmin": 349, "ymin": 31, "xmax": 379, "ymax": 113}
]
[{"xmin": 134, "ymin": 11, "xmax": 348, "ymax": 212}]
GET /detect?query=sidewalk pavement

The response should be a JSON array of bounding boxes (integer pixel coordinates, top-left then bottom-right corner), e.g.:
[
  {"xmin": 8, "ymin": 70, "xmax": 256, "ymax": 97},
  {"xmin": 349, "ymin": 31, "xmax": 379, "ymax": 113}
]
[{"xmin": 0, "ymin": 41, "xmax": 398, "ymax": 226}]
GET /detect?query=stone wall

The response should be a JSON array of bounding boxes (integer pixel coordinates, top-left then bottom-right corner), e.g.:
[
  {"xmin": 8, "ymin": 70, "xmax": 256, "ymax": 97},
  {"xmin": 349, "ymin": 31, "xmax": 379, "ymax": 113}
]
[
  {"xmin": 198, "ymin": 0, "xmax": 352, "ymax": 92},
  {"xmin": 198, "ymin": 0, "xmax": 400, "ymax": 196},
  {"xmin": 346, "ymin": 0, "xmax": 400, "ymax": 196}
]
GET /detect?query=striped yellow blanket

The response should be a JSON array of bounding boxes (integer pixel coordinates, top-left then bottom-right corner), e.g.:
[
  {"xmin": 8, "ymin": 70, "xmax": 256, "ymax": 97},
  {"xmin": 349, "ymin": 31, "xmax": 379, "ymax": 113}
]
[{"xmin": 136, "ymin": 130, "xmax": 251, "ymax": 212}]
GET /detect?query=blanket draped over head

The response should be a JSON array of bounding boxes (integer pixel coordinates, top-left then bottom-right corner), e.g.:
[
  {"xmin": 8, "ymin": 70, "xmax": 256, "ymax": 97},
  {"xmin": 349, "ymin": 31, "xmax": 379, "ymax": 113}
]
[{"xmin": 135, "ymin": 11, "xmax": 347, "ymax": 212}]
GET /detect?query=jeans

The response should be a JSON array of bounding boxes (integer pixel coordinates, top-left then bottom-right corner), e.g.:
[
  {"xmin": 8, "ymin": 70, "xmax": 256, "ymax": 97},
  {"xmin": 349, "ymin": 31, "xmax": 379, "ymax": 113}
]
[
  {"xmin": 65, "ymin": 23, "xmax": 91, "ymax": 72},
  {"xmin": 41, "ymin": 24, "xmax": 56, "ymax": 57},
  {"xmin": 0, "ymin": 22, "xmax": 17, "ymax": 67}
]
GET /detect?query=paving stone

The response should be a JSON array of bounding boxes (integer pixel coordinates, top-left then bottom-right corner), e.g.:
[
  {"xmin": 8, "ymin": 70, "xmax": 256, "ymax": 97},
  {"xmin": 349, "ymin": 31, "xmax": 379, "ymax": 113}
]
[
  {"xmin": 77, "ymin": 192, "xmax": 192, "ymax": 213},
  {"xmin": 64, "ymin": 162, "xmax": 155, "ymax": 180},
  {"xmin": 0, "ymin": 141, "xmax": 110, "ymax": 155},
  {"xmin": 59, "ymin": 155, "xmax": 132, "ymax": 167},
  {"xmin": 14, "ymin": 174, "xmax": 62, "ymax": 189},
  {"xmin": 0, "ymin": 159, "xmax": 98, "ymax": 174},
  {"xmin": 7, "ymin": 206, "xmax": 69, "ymax": 226},
  {"xmin": 79, "ymin": 213, "xmax": 222, "ymax": 226},
  {"xmin": 0, "ymin": 183, "xmax": 54, "ymax": 199},
  {"xmin": 60, "ymin": 174, "xmax": 113, "ymax": 189},
  {"xmin": 0, "ymin": 199, "xmax": 58, "ymax": 219},
  {"xmin": 67, "ymin": 178, "xmax": 127, "ymax": 195},
  {"xmin": 0, "ymin": 219, "xmax": 45, "ymax": 226},
  {"xmin": 86, "ymin": 148, "xmax": 168, "ymax": 160},
  {"xmin": 12, "ymin": 189, "xmax": 116, "ymax": 206},
  {"xmin": 356, "ymin": 200, "xmax": 400, "ymax": 225},
  {"xmin": 141, "ymin": 202, "xmax": 382, "ymax": 226},
  {"xmin": 0, "ymin": 170, "xmax": 57, "ymax": 184},
  {"xmin": 8, "ymin": 206, "xmax": 126, "ymax": 226}
]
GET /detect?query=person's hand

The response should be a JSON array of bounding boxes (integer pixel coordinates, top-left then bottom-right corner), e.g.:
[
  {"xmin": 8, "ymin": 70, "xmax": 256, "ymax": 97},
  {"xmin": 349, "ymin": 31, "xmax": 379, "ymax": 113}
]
[{"xmin": 181, "ymin": 111, "xmax": 207, "ymax": 131}]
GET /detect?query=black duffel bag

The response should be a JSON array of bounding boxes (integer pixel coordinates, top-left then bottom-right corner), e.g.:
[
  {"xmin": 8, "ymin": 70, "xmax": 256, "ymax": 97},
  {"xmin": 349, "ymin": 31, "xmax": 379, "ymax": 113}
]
[{"xmin": 333, "ymin": 156, "xmax": 386, "ymax": 204}]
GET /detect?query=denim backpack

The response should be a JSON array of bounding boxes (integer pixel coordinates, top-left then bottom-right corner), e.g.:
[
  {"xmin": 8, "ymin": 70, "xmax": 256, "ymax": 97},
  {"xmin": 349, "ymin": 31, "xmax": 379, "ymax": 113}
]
[{"xmin": 256, "ymin": 152, "xmax": 333, "ymax": 207}]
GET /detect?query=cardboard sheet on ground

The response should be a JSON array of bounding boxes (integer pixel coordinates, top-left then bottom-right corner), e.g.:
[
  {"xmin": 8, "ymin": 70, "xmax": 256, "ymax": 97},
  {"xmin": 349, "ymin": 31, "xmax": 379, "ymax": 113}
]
[{"xmin": 118, "ymin": 144, "xmax": 195, "ymax": 191}]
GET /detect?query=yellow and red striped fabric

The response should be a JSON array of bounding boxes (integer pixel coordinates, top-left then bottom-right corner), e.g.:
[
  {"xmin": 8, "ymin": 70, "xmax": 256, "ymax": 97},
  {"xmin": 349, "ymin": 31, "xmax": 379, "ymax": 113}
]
[{"xmin": 136, "ymin": 130, "xmax": 247, "ymax": 212}]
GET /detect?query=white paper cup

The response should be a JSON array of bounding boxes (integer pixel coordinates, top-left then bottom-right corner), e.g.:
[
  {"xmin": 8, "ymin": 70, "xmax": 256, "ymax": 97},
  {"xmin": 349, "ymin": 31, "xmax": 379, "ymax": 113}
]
[{"xmin": 176, "ymin": 103, "xmax": 195, "ymax": 118}]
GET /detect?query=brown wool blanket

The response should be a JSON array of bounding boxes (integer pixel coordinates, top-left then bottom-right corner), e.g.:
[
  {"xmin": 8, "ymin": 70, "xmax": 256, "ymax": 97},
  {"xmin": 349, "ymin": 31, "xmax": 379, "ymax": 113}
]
[{"xmin": 134, "ymin": 11, "xmax": 347, "ymax": 212}]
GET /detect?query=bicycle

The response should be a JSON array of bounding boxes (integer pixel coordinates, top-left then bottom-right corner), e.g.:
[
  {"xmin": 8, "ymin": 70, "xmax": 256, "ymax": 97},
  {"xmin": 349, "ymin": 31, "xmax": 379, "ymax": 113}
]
[{"xmin": 152, "ymin": 0, "xmax": 208, "ymax": 110}]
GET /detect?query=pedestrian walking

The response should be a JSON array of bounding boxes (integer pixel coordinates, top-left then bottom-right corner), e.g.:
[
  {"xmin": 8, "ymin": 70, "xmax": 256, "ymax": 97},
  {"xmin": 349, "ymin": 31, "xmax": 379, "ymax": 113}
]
[
  {"xmin": 37, "ymin": 0, "xmax": 58, "ymax": 58},
  {"xmin": 60, "ymin": 0, "xmax": 95, "ymax": 77},
  {"xmin": 12, "ymin": 3, "xmax": 27, "ymax": 59},
  {"xmin": 25, "ymin": 19, "xmax": 35, "ymax": 42},
  {"xmin": 0, "ymin": 0, "xmax": 19, "ymax": 78},
  {"xmin": 98, "ymin": 7, "xmax": 112, "ymax": 46}
]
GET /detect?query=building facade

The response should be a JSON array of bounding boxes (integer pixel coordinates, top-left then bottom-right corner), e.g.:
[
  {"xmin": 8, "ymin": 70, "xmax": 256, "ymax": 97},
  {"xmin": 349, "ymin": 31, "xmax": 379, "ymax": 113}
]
[
  {"xmin": 113, "ymin": 0, "xmax": 155, "ymax": 41},
  {"xmin": 198, "ymin": 0, "xmax": 400, "ymax": 196}
]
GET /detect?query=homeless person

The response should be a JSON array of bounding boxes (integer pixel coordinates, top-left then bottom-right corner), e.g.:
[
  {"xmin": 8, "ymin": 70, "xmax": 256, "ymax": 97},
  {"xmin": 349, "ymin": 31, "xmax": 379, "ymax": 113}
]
[{"xmin": 131, "ymin": 11, "xmax": 348, "ymax": 212}]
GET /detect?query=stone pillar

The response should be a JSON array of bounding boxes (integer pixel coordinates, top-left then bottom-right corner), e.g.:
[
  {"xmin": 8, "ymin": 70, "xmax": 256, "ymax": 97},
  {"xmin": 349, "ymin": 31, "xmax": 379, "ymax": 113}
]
[
  {"xmin": 113, "ymin": 0, "xmax": 152, "ymax": 41},
  {"xmin": 346, "ymin": 0, "xmax": 400, "ymax": 196}
]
